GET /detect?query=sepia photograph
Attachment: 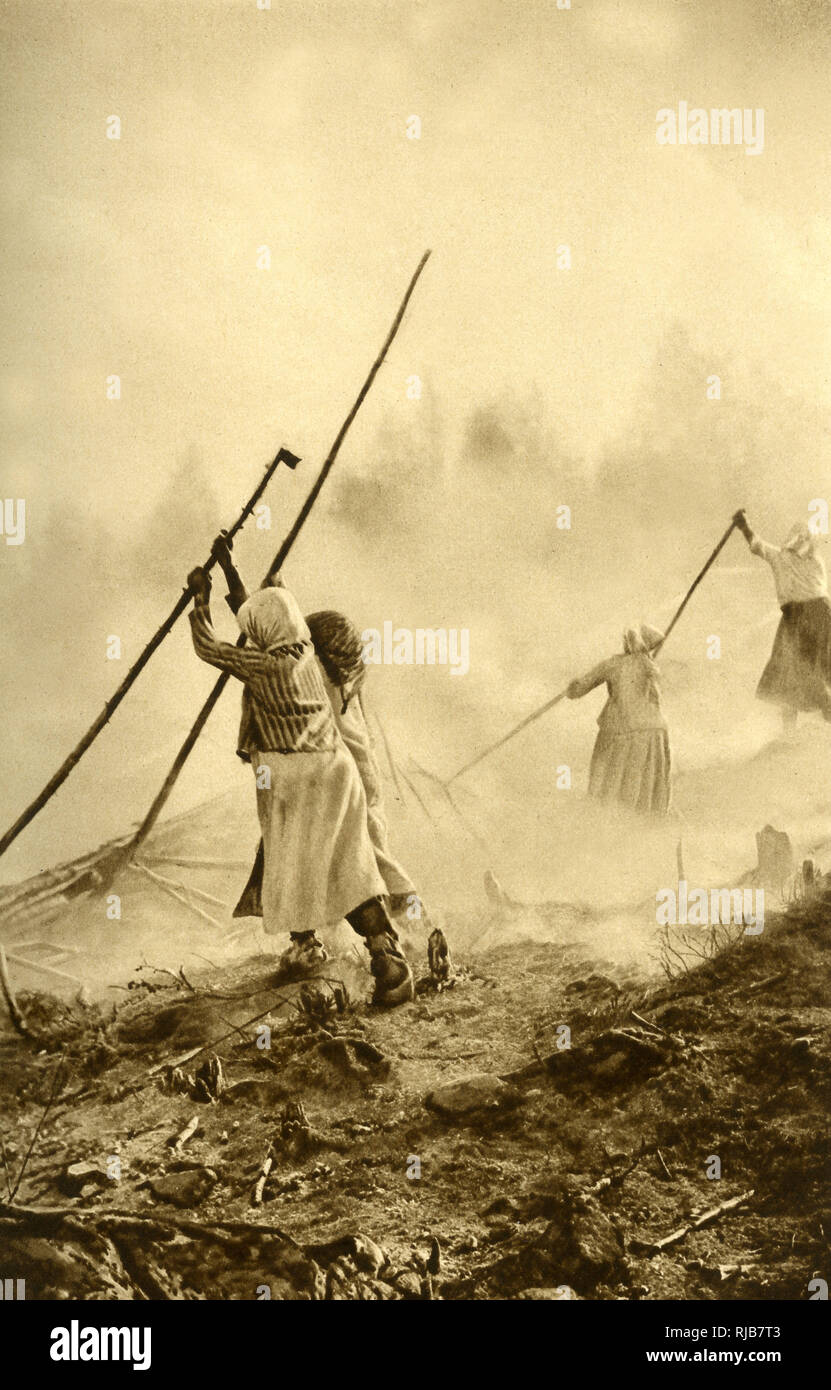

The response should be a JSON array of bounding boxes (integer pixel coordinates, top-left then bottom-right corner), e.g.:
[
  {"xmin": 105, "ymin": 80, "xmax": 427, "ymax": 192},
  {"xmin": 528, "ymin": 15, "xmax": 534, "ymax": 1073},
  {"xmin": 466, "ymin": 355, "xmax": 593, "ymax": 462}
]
[{"xmin": 0, "ymin": 0, "xmax": 828, "ymax": 1362}]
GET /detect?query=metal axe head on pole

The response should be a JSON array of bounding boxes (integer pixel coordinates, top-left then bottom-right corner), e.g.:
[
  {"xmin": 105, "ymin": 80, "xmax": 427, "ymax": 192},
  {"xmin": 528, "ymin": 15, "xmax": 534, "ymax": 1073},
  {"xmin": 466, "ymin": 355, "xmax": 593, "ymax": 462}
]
[{"xmin": 274, "ymin": 447, "xmax": 300, "ymax": 470}]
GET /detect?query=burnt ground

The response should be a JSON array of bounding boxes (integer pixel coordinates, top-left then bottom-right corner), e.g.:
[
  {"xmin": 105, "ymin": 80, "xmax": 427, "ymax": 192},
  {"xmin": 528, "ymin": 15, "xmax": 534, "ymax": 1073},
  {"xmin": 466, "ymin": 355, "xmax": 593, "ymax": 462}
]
[{"xmin": 0, "ymin": 894, "xmax": 829, "ymax": 1302}]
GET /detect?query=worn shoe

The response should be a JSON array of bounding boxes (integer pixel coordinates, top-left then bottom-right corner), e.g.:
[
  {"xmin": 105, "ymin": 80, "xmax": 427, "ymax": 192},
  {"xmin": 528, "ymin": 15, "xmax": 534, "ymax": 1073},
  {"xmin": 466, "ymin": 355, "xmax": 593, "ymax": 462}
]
[
  {"xmin": 274, "ymin": 931, "xmax": 328, "ymax": 982},
  {"xmin": 366, "ymin": 931, "xmax": 414, "ymax": 1007}
]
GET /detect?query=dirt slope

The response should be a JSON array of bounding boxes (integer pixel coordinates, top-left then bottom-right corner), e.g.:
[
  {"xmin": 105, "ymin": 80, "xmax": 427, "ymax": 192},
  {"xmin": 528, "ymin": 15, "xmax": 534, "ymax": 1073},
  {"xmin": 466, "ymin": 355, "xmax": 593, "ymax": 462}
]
[{"xmin": 1, "ymin": 889, "xmax": 829, "ymax": 1301}]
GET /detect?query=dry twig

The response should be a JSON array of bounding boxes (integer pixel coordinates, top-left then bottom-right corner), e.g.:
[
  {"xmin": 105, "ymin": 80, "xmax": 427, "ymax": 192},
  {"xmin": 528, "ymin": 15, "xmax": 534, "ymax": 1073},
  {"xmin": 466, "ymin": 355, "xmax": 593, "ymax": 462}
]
[
  {"xmin": 252, "ymin": 1149, "xmax": 274, "ymax": 1207},
  {"xmin": 0, "ymin": 941, "xmax": 31, "ymax": 1037},
  {"xmin": 9, "ymin": 1056, "xmax": 70, "ymax": 1201},
  {"xmin": 633, "ymin": 1188, "xmax": 755, "ymax": 1256}
]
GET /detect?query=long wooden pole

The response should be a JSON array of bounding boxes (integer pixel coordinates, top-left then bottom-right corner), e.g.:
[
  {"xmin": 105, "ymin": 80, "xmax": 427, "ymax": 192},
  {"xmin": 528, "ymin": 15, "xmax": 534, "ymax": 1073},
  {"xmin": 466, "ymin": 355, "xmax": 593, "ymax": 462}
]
[
  {"xmin": 444, "ymin": 686, "xmax": 571, "ymax": 786},
  {"xmin": 444, "ymin": 519, "xmax": 739, "ymax": 786},
  {"xmin": 649, "ymin": 520, "xmax": 737, "ymax": 653},
  {"xmin": 0, "ymin": 447, "xmax": 299, "ymax": 861},
  {"xmin": 260, "ymin": 250, "xmax": 432, "ymax": 580},
  {"xmin": 121, "ymin": 251, "xmax": 432, "ymax": 864}
]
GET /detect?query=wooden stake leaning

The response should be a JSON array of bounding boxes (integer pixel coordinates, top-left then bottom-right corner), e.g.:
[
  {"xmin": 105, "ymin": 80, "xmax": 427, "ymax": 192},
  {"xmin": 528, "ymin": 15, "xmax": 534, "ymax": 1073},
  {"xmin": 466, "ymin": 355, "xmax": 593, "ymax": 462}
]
[
  {"xmin": 121, "ymin": 251, "xmax": 432, "ymax": 866},
  {"xmin": 0, "ymin": 448, "xmax": 300, "ymax": 861}
]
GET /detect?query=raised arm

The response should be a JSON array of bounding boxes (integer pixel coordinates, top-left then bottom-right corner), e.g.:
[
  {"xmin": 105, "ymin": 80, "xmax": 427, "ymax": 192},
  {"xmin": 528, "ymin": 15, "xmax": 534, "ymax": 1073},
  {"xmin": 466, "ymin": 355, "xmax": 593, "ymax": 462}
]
[
  {"xmin": 186, "ymin": 567, "xmax": 269, "ymax": 682},
  {"xmin": 567, "ymin": 658, "xmax": 614, "ymax": 700},
  {"xmin": 211, "ymin": 532, "xmax": 249, "ymax": 615},
  {"xmin": 733, "ymin": 510, "xmax": 779, "ymax": 565}
]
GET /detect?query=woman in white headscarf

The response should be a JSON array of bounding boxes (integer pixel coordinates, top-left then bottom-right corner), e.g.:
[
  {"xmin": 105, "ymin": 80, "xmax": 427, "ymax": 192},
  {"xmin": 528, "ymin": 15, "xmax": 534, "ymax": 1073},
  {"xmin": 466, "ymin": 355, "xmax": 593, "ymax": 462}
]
[
  {"xmin": 186, "ymin": 550, "xmax": 414, "ymax": 1006},
  {"xmin": 566, "ymin": 624, "xmax": 671, "ymax": 816},
  {"xmin": 233, "ymin": 606, "xmax": 423, "ymax": 927},
  {"xmin": 733, "ymin": 511, "xmax": 831, "ymax": 727}
]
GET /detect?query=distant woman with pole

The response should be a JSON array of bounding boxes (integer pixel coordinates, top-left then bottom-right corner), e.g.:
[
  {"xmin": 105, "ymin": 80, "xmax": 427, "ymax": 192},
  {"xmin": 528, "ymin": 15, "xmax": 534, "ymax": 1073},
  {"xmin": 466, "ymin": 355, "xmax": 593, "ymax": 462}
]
[
  {"xmin": 733, "ymin": 510, "xmax": 831, "ymax": 728},
  {"xmin": 566, "ymin": 624, "xmax": 671, "ymax": 817},
  {"xmin": 444, "ymin": 517, "xmax": 739, "ymax": 789}
]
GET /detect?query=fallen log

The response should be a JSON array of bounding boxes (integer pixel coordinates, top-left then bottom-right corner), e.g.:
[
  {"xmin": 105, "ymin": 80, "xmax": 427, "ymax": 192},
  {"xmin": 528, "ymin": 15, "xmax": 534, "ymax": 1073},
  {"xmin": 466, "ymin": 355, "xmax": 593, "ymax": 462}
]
[
  {"xmin": 168, "ymin": 1115, "xmax": 199, "ymax": 1152},
  {"xmin": 0, "ymin": 1199, "xmax": 297, "ymax": 1245},
  {"xmin": 631, "ymin": 1188, "xmax": 755, "ymax": 1256}
]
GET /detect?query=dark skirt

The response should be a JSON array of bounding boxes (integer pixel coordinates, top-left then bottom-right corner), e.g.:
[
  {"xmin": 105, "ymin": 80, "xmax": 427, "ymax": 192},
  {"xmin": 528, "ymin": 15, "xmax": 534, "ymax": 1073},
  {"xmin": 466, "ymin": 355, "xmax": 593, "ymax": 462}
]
[
  {"xmin": 234, "ymin": 839, "xmax": 264, "ymax": 918},
  {"xmin": 756, "ymin": 596, "xmax": 831, "ymax": 718}
]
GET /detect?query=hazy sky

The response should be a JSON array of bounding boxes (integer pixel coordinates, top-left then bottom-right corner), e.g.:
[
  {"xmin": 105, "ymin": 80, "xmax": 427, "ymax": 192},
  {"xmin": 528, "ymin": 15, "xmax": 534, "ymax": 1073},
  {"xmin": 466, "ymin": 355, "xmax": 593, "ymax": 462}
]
[{"xmin": 1, "ymin": 0, "xmax": 829, "ymax": 883}]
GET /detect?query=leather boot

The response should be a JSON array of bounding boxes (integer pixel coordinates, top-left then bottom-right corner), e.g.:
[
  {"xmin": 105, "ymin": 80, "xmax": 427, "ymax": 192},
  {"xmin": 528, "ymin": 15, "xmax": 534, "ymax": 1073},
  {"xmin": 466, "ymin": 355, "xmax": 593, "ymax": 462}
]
[{"xmin": 346, "ymin": 898, "xmax": 414, "ymax": 1007}]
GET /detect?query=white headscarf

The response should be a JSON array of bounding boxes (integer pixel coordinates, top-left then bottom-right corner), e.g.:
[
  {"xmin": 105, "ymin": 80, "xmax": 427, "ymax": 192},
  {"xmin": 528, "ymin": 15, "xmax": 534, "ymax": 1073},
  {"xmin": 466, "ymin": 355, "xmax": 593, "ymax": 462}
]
[
  {"xmin": 236, "ymin": 587, "xmax": 310, "ymax": 653},
  {"xmin": 783, "ymin": 522, "xmax": 815, "ymax": 558},
  {"xmin": 623, "ymin": 623, "xmax": 664, "ymax": 655}
]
